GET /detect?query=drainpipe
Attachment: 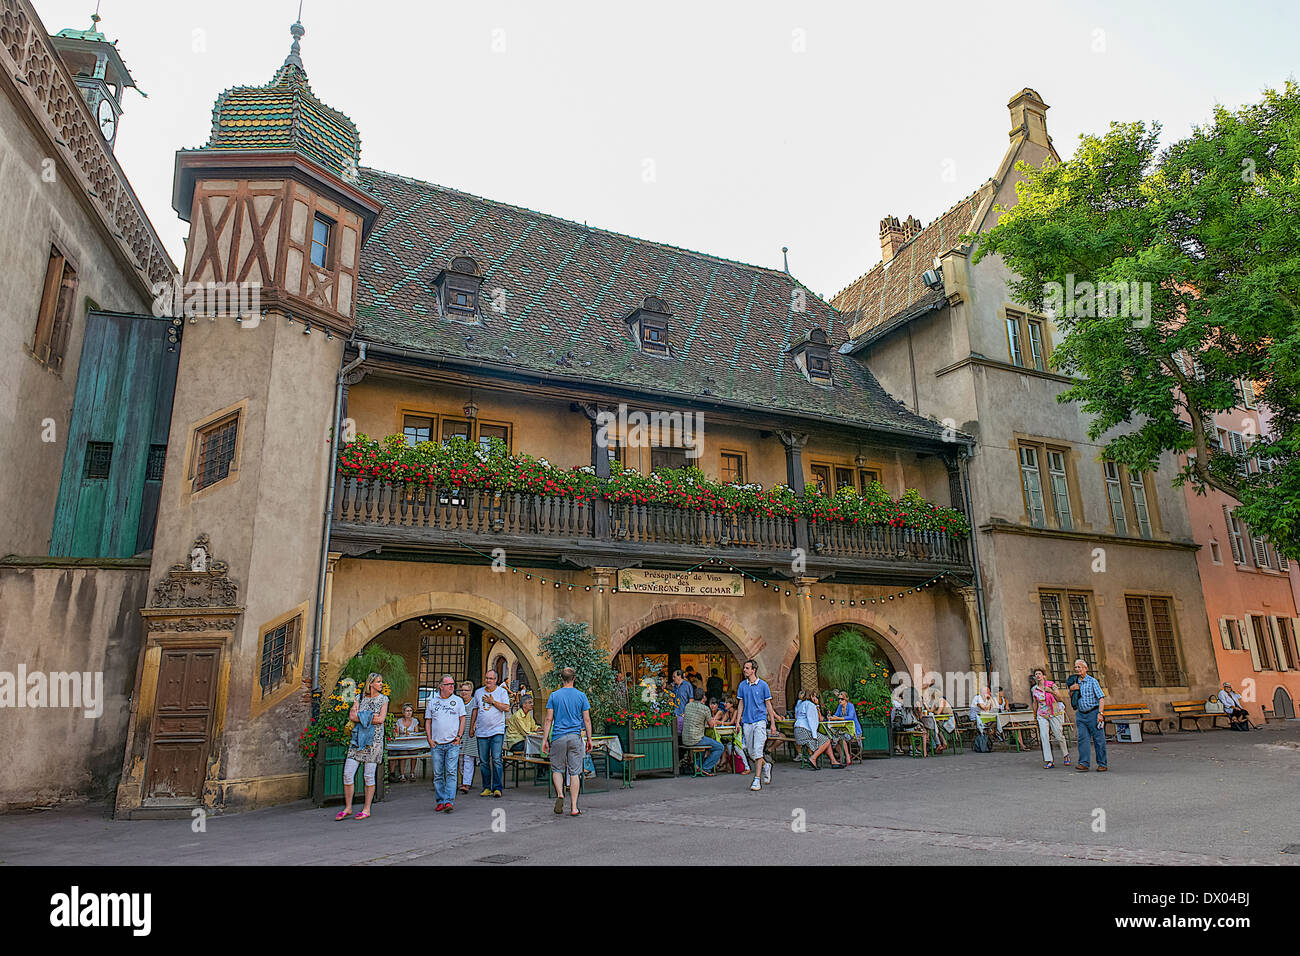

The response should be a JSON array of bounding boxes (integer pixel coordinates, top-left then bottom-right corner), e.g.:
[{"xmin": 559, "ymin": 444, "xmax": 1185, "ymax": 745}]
[
  {"xmin": 310, "ymin": 340, "xmax": 367, "ymax": 718},
  {"xmin": 960, "ymin": 446, "xmax": 994, "ymax": 689}
]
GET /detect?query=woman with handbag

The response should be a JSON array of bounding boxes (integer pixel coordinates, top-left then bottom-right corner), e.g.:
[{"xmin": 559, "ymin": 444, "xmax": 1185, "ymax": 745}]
[
  {"xmin": 1031, "ymin": 668, "xmax": 1070, "ymax": 769},
  {"xmin": 337, "ymin": 672, "xmax": 388, "ymax": 821}
]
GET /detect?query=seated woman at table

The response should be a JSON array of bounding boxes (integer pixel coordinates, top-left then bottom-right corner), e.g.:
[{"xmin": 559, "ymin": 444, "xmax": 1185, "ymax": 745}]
[
  {"xmin": 829, "ymin": 690, "xmax": 862, "ymax": 766},
  {"xmin": 457, "ymin": 681, "xmax": 477, "ymax": 794},
  {"xmin": 928, "ymin": 693, "xmax": 955, "ymax": 753},
  {"xmin": 505, "ymin": 695, "xmax": 539, "ymax": 753},
  {"xmin": 392, "ymin": 703, "xmax": 422, "ymax": 781},
  {"xmin": 794, "ymin": 690, "xmax": 843, "ymax": 770}
]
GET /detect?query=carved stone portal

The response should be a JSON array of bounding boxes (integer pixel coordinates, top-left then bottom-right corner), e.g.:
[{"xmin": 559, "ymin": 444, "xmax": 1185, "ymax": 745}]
[{"xmin": 150, "ymin": 534, "xmax": 240, "ymax": 608}]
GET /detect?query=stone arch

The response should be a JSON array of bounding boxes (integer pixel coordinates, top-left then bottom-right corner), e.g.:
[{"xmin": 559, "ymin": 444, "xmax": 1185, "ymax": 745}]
[
  {"xmin": 778, "ymin": 609, "xmax": 917, "ymax": 697},
  {"xmin": 334, "ymin": 591, "xmax": 544, "ymax": 692},
  {"xmin": 609, "ymin": 601, "xmax": 762, "ymax": 668}
]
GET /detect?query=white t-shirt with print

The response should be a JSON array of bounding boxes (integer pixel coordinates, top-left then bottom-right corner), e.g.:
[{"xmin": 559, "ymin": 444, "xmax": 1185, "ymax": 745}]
[
  {"xmin": 424, "ymin": 693, "xmax": 466, "ymax": 744},
  {"xmin": 472, "ymin": 685, "xmax": 511, "ymax": 737}
]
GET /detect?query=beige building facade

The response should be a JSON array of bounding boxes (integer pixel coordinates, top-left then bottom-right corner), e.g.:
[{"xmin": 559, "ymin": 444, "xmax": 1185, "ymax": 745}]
[{"xmin": 834, "ymin": 89, "xmax": 1219, "ymax": 720}]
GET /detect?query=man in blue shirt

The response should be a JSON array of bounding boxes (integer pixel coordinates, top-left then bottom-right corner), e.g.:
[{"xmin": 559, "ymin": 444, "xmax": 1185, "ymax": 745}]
[
  {"xmin": 672, "ymin": 669, "xmax": 692, "ymax": 737},
  {"xmin": 542, "ymin": 666, "xmax": 593, "ymax": 816},
  {"xmin": 1072, "ymin": 658, "xmax": 1107, "ymax": 772},
  {"xmin": 735, "ymin": 659, "xmax": 778, "ymax": 791}
]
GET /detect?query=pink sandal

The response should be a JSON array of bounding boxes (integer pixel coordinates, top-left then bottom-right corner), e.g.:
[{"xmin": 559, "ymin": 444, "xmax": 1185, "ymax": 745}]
[
  {"xmin": 355, "ymin": 811, "xmax": 371, "ymax": 820},
  {"xmin": 335, "ymin": 810, "xmax": 351, "ymax": 821}
]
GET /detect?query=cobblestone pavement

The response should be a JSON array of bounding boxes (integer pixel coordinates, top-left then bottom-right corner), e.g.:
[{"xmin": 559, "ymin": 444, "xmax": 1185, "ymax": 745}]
[{"xmin": 2, "ymin": 723, "xmax": 1298, "ymax": 866}]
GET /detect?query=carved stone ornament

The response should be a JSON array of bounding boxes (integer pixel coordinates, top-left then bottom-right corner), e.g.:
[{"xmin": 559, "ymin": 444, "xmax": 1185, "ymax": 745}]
[
  {"xmin": 150, "ymin": 534, "xmax": 239, "ymax": 608},
  {"xmin": 146, "ymin": 617, "xmax": 239, "ymax": 632}
]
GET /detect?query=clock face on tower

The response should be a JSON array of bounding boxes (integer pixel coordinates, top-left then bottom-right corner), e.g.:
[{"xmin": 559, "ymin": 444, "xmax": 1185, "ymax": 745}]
[{"xmin": 97, "ymin": 98, "xmax": 116, "ymax": 142}]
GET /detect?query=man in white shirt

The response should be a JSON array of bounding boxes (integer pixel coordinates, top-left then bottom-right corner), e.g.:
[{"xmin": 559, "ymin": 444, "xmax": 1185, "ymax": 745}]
[
  {"xmin": 424, "ymin": 674, "xmax": 466, "ymax": 812},
  {"xmin": 469, "ymin": 669, "xmax": 511, "ymax": 797},
  {"xmin": 1218, "ymin": 682, "xmax": 1253, "ymax": 730}
]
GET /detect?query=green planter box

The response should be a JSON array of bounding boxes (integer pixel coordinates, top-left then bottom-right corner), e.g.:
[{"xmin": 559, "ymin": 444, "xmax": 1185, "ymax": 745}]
[
  {"xmin": 861, "ymin": 724, "xmax": 891, "ymax": 757},
  {"xmin": 311, "ymin": 742, "xmax": 387, "ymax": 806},
  {"xmin": 608, "ymin": 723, "xmax": 677, "ymax": 779}
]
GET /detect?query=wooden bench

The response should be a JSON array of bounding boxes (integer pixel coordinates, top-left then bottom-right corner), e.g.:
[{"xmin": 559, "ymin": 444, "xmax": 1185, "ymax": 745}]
[
  {"xmin": 1170, "ymin": 699, "xmax": 1229, "ymax": 732},
  {"xmin": 894, "ymin": 726, "xmax": 929, "ymax": 757},
  {"xmin": 502, "ymin": 752, "xmax": 549, "ymax": 788},
  {"xmin": 618, "ymin": 752, "xmax": 645, "ymax": 788},
  {"xmin": 1102, "ymin": 704, "xmax": 1162, "ymax": 739},
  {"xmin": 997, "ymin": 711, "xmax": 1039, "ymax": 752}
]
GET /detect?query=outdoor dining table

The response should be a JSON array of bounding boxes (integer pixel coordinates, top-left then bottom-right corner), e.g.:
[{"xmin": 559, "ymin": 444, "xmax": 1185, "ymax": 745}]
[{"xmin": 386, "ymin": 735, "xmax": 431, "ymax": 779}]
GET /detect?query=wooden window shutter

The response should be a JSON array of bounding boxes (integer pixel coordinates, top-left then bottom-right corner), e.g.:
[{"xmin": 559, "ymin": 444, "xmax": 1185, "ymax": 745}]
[
  {"xmin": 1222, "ymin": 505, "xmax": 1244, "ymax": 564},
  {"xmin": 33, "ymin": 248, "xmax": 65, "ymax": 363},
  {"xmin": 1250, "ymin": 530, "xmax": 1270, "ymax": 568},
  {"xmin": 1218, "ymin": 618, "xmax": 1232, "ymax": 651},
  {"xmin": 1271, "ymin": 616, "xmax": 1290, "ymax": 671},
  {"xmin": 49, "ymin": 264, "xmax": 78, "ymax": 371},
  {"xmin": 1244, "ymin": 616, "xmax": 1263, "ymax": 671}
]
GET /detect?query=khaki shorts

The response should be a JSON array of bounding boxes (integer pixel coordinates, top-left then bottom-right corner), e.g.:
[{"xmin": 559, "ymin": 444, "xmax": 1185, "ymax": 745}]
[
  {"xmin": 550, "ymin": 733, "xmax": 584, "ymax": 777},
  {"xmin": 741, "ymin": 721, "xmax": 767, "ymax": 761}
]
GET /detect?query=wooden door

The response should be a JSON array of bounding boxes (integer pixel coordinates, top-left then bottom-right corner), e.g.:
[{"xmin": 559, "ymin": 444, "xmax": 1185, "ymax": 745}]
[{"xmin": 145, "ymin": 648, "xmax": 219, "ymax": 802}]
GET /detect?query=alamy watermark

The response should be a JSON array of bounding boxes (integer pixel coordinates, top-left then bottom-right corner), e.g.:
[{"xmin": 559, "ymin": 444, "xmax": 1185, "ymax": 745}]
[
  {"xmin": 0, "ymin": 667, "xmax": 103, "ymax": 718},
  {"xmin": 152, "ymin": 278, "xmax": 263, "ymax": 323},
  {"xmin": 1044, "ymin": 275, "xmax": 1151, "ymax": 327},
  {"xmin": 595, "ymin": 403, "xmax": 704, "ymax": 459}
]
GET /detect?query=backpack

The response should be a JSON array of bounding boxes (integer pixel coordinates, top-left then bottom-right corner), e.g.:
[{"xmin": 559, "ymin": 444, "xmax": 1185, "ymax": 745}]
[{"xmin": 972, "ymin": 731, "xmax": 993, "ymax": 753}]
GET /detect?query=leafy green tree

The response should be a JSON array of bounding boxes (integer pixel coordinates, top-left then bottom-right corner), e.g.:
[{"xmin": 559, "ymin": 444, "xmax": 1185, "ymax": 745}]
[
  {"xmin": 973, "ymin": 82, "xmax": 1300, "ymax": 557},
  {"xmin": 539, "ymin": 619, "xmax": 616, "ymax": 730}
]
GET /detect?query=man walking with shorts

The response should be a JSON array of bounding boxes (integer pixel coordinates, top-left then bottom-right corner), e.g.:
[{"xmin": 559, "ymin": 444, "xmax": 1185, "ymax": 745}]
[
  {"xmin": 541, "ymin": 666, "xmax": 593, "ymax": 817},
  {"xmin": 735, "ymin": 659, "xmax": 778, "ymax": 791}
]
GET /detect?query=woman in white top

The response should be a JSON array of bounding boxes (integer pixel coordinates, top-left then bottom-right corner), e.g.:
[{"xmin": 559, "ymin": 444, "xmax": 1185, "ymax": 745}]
[{"xmin": 793, "ymin": 691, "xmax": 842, "ymax": 770}]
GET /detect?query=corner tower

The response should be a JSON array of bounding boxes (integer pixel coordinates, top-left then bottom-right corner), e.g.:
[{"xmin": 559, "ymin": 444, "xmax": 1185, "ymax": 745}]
[{"xmin": 116, "ymin": 20, "xmax": 382, "ymax": 817}]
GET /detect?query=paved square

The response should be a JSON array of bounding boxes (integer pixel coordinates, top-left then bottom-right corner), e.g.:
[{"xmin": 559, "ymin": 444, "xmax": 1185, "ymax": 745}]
[{"xmin": 3, "ymin": 724, "xmax": 1297, "ymax": 866}]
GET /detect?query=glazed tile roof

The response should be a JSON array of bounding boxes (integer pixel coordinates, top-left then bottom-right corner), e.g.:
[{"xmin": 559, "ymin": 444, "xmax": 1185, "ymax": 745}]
[
  {"xmin": 831, "ymin": 188, "xmax": 987, "ymax": 341},
  {"xmin": 354, "ymin": 168, "xmax": 949, "ymax": 441},
  {"xmin": 203, "ymin": 47, "xmax": 360, "ymax": 178}
]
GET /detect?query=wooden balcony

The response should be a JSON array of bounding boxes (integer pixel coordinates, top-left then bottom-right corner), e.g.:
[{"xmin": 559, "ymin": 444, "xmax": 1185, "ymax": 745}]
[{"xmin": 329, "ymin": 477, "xmax": 971, "ymax": 584}]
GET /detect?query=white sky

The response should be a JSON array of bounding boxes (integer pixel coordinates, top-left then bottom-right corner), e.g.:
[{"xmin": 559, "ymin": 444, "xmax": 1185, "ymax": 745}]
[{"xmin": 34, "ymin": 0, "xmax": 1299, "ymax": 301}]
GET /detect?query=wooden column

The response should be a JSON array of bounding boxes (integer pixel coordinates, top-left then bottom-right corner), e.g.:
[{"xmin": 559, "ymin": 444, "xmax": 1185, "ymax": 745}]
[
  {"xmin": 795, "ymin": 577, "xmax": 819, "ymax": 698},
  {"xmin": 575, "ymin": 402, "xmax": 611, "ymax": 539},
  {"xmin": 777, "ymin": 431, "xmax": 810, "ymax": 554}
]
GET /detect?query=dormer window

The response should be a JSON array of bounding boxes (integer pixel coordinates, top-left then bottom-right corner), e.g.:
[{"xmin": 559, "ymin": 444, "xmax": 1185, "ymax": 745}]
[
  {"xmin": 625, "ymin": 294, "xmax": 672, "ymax": 355},
  {"xmin": 789, "ymin": 327, "xmax": 834, "ymax": 385},
  {"xmin": 433, "ymin": 254, "xmax": 485, "ymax": 323}
]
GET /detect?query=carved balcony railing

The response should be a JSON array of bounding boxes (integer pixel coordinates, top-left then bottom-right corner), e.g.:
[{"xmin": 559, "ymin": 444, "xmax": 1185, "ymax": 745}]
[{"xmin": 331, "ymin": 477, "xmax": 971, "ymax": 571}]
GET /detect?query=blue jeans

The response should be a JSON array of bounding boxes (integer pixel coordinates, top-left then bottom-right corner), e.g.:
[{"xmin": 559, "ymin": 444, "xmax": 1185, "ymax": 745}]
[
  {"xmin": 431, "ymin": 741, "xmax": 460, "ymax": 804},
  {"xmin": 1075, "ymin": 711, "xmax": 1107, "ymax": 768},
  {"xmin": 477, "ymin": 734, "xmax": 504, "ymax": 791},
  {"xmin": 698, "ymin": 735, "xmax": 724, "ymax": 771}
]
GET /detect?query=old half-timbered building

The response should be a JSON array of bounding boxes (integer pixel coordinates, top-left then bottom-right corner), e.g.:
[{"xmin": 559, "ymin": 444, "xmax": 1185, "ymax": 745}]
[{"xmin": 112, "ymin": 20, "xmax": 982, "ymax": 814}]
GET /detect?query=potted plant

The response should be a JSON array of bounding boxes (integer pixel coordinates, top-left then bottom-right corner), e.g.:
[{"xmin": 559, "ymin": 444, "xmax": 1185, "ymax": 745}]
[
  {"xmin": 300, "ymin": 647, "xmax": 411, "ymax": 805},
  {"xmin": 820, "ymin": 628, "xmax": 894, "ymax": 757},
  {"xmin": 606, "ymin": 660, "xmax": 679, "ymax": 779}
]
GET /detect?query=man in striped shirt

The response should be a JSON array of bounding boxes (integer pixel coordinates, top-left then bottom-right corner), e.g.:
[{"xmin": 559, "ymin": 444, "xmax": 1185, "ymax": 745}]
[{"xmin": 1072, "ymin": 659, "xmax": 1107, "ymax": 772}]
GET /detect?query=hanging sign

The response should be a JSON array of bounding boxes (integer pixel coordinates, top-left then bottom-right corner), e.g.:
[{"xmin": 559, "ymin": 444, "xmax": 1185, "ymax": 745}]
[{"xmin": 617, "ymin": 568, "xmax": 745, "ymax": 596}]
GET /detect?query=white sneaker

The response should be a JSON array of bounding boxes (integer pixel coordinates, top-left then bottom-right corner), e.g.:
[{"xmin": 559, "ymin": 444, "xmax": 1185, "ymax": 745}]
[
  {"xmin": 750, "ymin": 777, "xmax": 761, "ymax": 791},
  {"xmin": 762, "ymin": 763, "xmax": 772, "ymax": 784}
]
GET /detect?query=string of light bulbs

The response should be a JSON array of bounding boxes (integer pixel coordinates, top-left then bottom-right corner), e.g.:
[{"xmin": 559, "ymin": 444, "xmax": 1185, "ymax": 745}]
[{"xmin": 456, "ymin": 543, "xmax": 952, "ymax": 604}]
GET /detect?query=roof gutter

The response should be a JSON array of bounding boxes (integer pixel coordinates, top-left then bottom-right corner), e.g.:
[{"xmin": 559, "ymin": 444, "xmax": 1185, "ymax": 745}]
[{"xmin": 309, "ymin": 340, "xmax": 367, "ymax": 717}]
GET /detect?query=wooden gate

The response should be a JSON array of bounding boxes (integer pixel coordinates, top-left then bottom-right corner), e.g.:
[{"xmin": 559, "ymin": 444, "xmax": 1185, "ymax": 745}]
[{"xmin": 145, "ymin": 648, "xmax": 219, "ymax": 802}]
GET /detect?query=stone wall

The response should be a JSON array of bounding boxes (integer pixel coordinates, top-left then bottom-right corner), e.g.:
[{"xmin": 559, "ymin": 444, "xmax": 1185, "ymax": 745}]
[{"xmin": 0, "ymin": 559, "xmax": 147, "ymax": 811}]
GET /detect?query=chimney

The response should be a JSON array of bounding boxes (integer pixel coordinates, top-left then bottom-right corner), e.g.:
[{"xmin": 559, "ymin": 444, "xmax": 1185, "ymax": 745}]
[
  {"xmin": 901, "ymin": 215, "xmax": 922, "ymax": 243},
  {"xmin": 1008, "ymin": 87, "xmax": 1050, "ymax": 148},
  {"xmin": 879, "ymin": 215, "xmax": 905, "ymax": 262}
]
